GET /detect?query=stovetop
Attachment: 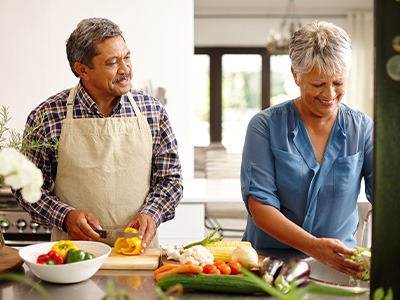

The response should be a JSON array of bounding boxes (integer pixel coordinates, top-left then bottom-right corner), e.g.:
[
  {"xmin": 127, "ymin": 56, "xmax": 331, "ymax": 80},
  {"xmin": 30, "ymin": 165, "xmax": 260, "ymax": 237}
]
[{"xmin": 0, "ymin": 189, "xmax": 51, "ymax": 245}]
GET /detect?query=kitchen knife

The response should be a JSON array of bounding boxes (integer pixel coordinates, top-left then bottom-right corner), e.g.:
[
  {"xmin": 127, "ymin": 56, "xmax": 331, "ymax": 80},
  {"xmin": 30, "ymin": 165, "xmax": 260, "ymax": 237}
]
[{"xmin": 94, "ymin": 229, "xmax": 142, "ymax": 239}]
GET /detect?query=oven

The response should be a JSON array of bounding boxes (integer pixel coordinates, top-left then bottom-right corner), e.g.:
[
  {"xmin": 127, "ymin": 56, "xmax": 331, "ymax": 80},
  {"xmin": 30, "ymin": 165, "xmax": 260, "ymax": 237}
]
[{"xmin": 0, "ymin": 189, "xmax": 51, "ymax": 246}]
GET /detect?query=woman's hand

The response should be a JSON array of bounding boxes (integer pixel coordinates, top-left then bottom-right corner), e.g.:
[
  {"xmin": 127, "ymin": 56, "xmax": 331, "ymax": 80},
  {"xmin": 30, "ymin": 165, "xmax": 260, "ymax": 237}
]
[
  {"xmin": 307, "ymin": 237, "xmax": 364, "ymax": 277},
  {"xmin": 248, "ymin": 196, "xmax": 364, "ymax": 277}
]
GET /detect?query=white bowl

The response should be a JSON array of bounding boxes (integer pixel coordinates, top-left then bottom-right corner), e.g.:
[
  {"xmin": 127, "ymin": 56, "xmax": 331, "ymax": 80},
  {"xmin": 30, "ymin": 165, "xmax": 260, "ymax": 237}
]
[
  {"xmin": 306, "ymin": 257, "xmax": 369, "ymax": 292},
  {"xmin": 19, "ymin": 241, "xmax": 111, "ymax": 284}
]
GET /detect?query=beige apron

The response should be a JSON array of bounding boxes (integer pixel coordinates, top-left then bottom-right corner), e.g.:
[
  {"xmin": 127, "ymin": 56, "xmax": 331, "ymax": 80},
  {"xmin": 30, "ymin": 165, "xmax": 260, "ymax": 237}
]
[{"xmin": 52, "ymin": 85, "xmax": 157, "ymax": 246}]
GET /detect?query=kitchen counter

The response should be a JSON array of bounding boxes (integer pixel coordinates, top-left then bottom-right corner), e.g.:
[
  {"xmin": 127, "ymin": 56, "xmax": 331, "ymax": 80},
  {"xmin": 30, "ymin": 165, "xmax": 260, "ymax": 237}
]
[{"xmin": 0, "ymin": 248, "xmax": 369, "ymax": 300}]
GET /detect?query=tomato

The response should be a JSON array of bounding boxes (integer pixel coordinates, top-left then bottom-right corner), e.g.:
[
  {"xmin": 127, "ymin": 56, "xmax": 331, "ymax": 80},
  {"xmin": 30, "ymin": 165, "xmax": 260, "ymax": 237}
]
[
  {"xmin": 217, "ymin": 263, "xmax": 231, "ymax": 275},
  {"xmin": 209, "ymin": 267, "xmax": 221, "ymax": 274},
  {"xmin": 228, "ymin": 260, "xmax": 242, "ymax": 275},
  {"xmin": 202, "ymin": 264, "xmax": 217, "ymax": 274},
  {"xmin": 214, "ymin": 260, "xmax": 225, "ymax": 267}
]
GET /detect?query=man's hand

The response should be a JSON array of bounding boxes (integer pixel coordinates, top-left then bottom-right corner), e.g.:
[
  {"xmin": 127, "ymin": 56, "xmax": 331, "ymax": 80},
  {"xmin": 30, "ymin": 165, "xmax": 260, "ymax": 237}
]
[
  {"xmin": 64, "ymin": 210, "xmax": 102, "ymax": 241},
  {"xmin": 125, "ymin": 214, "xmax": 157, "ymax": 253}
]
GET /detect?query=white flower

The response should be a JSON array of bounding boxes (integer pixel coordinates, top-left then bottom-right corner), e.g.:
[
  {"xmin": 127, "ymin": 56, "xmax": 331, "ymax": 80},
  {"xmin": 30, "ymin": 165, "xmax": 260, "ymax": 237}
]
[{"xmin": 0, "ymin": 147, "xmax": 43, "ymax": 203}]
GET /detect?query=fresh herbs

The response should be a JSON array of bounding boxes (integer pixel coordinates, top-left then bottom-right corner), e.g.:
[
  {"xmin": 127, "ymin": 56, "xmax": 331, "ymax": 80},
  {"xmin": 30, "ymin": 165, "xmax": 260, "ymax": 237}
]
[
  {"xmin": 0, "ymin": 106, "xmax": 58, "ymax": 154},
  {"xmin": 183, "ymin": 228, "xmax": 223, "ymax": 249}
]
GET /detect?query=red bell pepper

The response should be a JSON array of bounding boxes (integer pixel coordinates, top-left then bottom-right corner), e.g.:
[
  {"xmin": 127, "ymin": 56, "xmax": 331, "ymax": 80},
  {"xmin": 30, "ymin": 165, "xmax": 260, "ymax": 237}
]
[{"xmin": 36, "ymin": 250, "xmax": 64, "ymax": 265}]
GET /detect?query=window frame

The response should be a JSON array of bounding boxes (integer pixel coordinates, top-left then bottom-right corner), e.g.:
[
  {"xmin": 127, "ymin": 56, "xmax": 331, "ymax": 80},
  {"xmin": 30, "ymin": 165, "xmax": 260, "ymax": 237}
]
[{"xmin": 195, "ymin": 47, "xmax": 270, "ymax": 144}]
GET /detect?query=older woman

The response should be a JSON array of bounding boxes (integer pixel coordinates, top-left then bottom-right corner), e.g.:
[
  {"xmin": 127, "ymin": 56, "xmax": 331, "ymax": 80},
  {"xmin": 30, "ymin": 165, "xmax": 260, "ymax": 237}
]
[{"xmin": 240, "ymin": 20, "xmax": 373, "ymax": 277}]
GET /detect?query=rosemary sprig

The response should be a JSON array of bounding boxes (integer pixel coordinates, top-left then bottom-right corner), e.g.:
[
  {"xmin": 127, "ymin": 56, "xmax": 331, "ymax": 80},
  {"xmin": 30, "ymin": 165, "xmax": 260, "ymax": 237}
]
[{"xmin": 0, "ymin": 105, "xmax": 58, "ymax": 153}]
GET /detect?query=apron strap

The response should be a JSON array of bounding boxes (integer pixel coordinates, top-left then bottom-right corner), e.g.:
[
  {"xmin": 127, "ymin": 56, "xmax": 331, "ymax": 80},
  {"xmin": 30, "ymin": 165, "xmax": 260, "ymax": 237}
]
[
  {"xmin": 66, "ymin": 86, "xmax": 78, "ymax": 120},
  {"xmin": 66, "ymin": 88, "xmax": 144, "ymax": 124},
  {"xmin": 127, "ymin": 92, "xmax": 147, "ymax": 129}
]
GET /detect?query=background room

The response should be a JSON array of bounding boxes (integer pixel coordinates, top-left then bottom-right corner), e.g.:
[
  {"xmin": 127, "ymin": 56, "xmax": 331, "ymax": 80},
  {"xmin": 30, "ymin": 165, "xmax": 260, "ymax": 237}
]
[{"xmin": 0, "ymin": 0, "xmax": 373, "ymax": 245}]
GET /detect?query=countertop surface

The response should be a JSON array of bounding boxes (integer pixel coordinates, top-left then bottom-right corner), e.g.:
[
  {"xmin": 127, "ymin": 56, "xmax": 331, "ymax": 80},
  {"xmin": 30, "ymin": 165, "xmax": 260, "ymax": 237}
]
[
  {"xmin": 0, "ymin": 248, "xmax": 370, "ymax": 300},
  {"xmin": 181, "ymin": 178, "xmax": 370, "ymax": 204}
]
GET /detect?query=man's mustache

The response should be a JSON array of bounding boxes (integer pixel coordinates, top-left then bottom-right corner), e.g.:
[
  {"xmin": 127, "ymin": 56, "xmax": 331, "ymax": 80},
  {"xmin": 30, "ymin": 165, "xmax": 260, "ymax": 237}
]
[{"xmin": 113, "ymin": 72, "xmax": 132, "ymax": 84}]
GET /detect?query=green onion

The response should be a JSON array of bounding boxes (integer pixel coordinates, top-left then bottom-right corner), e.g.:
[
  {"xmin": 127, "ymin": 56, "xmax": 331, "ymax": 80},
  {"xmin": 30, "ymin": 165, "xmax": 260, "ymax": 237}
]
[{"xmin": 183, "ymin": 228, "xmax": 224, "ymax": 249}]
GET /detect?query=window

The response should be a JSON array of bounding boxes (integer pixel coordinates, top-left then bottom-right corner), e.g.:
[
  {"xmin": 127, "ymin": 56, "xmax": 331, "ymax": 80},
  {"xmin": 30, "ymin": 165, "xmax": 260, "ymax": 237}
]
[
  {"xmin": 194, "ymin": 48, "xmax": 269, "ymax": 147},
  {"xmin": 192, "ymin": 54, "xmax": 210, "ymax": 147},
  {"xmin": 221, "ymin": 54, "xmax": 262, "ymax": 153},
  {"xmin": 270, "ymin": 55, "xmax": 299, "ymax": 106},
  {"xmin": 192, "ymin": 48, "xmax": 298, "ymax": 177}
]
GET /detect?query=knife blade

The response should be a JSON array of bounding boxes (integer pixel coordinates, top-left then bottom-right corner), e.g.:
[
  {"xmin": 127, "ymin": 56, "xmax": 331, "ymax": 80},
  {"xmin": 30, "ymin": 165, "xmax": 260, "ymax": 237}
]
[{"xmin": 94, "ymin": 229, "xmax": 142, "ymax": 239}]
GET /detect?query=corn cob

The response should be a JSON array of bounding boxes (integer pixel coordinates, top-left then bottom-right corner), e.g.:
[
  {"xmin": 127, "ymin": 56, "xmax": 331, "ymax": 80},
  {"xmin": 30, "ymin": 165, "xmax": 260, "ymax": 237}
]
[{"xmin": 205, "ymin": 241, "xmax": 252, "ymax": 262}]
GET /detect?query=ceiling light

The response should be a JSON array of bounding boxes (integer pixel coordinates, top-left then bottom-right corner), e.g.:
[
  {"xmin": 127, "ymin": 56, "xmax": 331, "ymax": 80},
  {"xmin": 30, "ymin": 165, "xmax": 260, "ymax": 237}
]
[{"xmin": 266, "ymin": 0, "xmax": 302, "ymax": 54}]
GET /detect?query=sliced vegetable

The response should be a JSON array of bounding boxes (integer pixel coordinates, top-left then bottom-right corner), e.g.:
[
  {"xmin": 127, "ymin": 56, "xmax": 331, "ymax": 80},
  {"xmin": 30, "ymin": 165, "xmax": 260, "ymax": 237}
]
[
  {"xmin": 260, "ymin": 256, "xmax": 284, "ymax": 285},
  {"xmin": 114, "ymin": 228, "xmax": 142, "ymax": 255},
  {"xmin": 273, "ymin": 258, "xmax": 310, "ymax": 294},
  {"xmin": 348, "ymin": 246, "xmax": 371, "ymax": 281},
  {"xmin": 51, "ymin": 240, "xmax": 78, "ymax": 259},
  {"xmin": 183, "ymin": 228, "xmax": 224, "ymax": 249},
  {"xmin": 231, "ymin": 245, "xmax": 259, "ymax": 269},
  {"xmin": 65, "ymin": 249, "xmax": 95, "ymax": 264},
  {"xmin": 36, "ymin": 250, "xmax": 64, "ymax": 265}
]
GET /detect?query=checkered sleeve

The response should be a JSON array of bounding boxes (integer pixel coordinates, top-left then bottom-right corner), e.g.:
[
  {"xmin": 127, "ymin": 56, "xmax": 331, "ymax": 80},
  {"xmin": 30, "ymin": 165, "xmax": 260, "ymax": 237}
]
[
  {"xmin": 137, "ymin": 97, "xmax": 183, "ymax": 226},
  {"xmin": 13, "ymin": 94, "xmax": 74, "ymax": 231}
]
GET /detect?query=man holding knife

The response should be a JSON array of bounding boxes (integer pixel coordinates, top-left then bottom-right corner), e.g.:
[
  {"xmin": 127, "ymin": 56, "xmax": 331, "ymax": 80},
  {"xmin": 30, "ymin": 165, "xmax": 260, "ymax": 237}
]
[{"xmin": 14, "ymin": 18, "xmax": 183, "ymax": 251}]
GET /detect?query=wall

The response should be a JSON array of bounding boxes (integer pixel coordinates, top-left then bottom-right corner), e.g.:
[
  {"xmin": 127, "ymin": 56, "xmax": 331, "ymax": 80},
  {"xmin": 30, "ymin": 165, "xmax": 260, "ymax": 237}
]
[{"xmin": 0, "ymin": 0, "xmax": 194, "ymax": 179}]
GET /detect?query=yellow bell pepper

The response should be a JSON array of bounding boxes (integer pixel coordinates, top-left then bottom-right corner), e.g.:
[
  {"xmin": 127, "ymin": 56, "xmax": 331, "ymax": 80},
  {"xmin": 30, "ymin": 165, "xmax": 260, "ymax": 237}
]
[
  {"xmin": 51, "ymin": 240, "xmax": 79, "ymax": 259},
  {"xmin": 114, "ymin": 228, "xmax": 142, "ymax": 256}
]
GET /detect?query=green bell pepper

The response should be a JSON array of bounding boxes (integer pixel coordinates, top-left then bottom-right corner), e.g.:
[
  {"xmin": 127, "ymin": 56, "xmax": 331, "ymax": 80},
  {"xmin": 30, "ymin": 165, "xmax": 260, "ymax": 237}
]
[{"xmin": 65, "ymin": 249, "xmax": 95, "ymax": 264}]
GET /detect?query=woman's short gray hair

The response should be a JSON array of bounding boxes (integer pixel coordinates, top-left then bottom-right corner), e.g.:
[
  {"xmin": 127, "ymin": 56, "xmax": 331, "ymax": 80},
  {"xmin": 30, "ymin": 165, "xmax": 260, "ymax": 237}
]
[
  {"xmin": 289, "ymin": 20, "xmax": 352, "ymax": 77},
  {"xmin": 66, "ymin": 18, "xmax": 123, "ymax": 77}
]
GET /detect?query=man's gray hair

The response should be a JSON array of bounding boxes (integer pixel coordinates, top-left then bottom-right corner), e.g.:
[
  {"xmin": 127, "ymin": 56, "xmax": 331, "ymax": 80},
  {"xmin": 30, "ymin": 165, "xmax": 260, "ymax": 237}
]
[
  {"xmin": 66, "ymin": 18, "xmax": 123, "ymax": 77},
  {"xmin": 289, "ymin": 20, "xmax": 352, "ymax": 77}
]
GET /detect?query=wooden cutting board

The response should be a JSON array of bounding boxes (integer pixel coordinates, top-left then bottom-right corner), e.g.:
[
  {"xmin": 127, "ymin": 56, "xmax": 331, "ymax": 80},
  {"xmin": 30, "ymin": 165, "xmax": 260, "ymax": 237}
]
[
  {"xmin": 0, "ymin": 246, "xmax": 24, "ymax": 273},
  {"xmin": 100, "ymin": 247, "xmax": 161, "ymax": 270}
]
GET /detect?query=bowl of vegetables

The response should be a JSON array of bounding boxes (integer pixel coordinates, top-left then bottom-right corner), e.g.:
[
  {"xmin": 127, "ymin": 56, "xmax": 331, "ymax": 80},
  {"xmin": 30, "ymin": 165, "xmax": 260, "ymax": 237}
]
[{"xmin": 19, "ymin": 240, "xmax": 111, "ymax": 284}]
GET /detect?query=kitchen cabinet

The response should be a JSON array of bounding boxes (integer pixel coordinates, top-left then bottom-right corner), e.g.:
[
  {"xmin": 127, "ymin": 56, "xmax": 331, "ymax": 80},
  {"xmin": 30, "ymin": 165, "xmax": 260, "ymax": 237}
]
[
  {"xmin": 158, "ymin": 179, "xmax": 242, "ymax": 246},
  {"xmin": 158, "ymin": 203, "xmax": 205, "ymax": 246}
]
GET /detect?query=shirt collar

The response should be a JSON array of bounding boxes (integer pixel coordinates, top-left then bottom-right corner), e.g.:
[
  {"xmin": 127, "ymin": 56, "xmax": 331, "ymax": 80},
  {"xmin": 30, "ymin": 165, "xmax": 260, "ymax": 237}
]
[{"xmin": 76, "ymin": 82, "xmax": 124, "ymax": 115}]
